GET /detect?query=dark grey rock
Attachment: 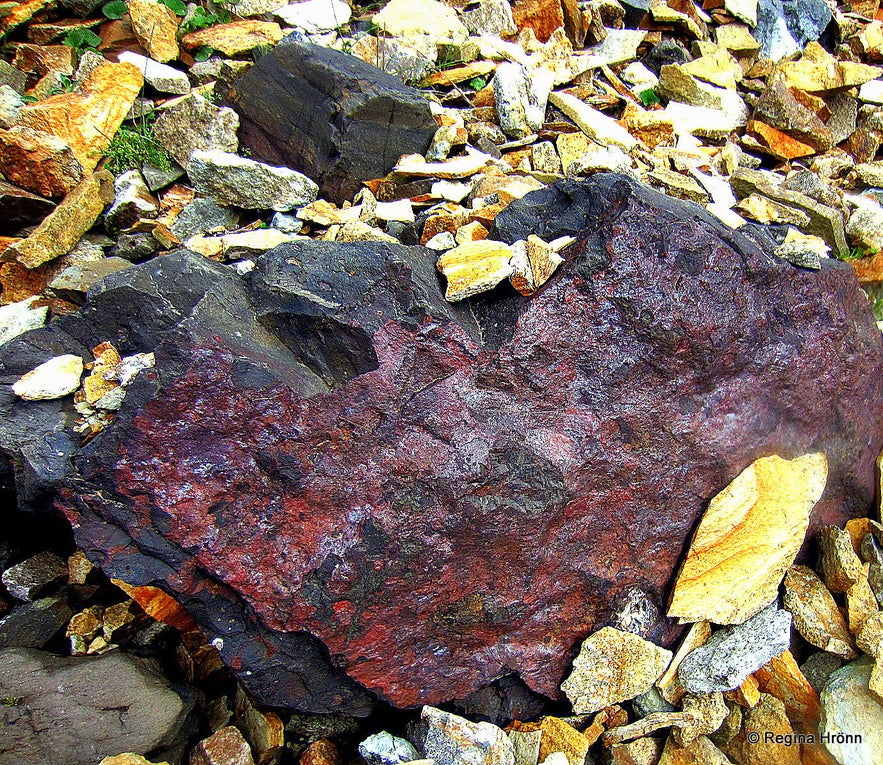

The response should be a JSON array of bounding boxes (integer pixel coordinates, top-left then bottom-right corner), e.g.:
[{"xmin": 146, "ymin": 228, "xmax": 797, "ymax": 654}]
[
  {"xmin": 678, "ymin": 604, "xmax": 793, "ymax": 694},
  {"xmin": 800, "ymin": 651, "xmax": 843, "ymax": 694},
  {"xmin": 222, "ymin": 38, "xmax": 437, "ymax": 204},
  {"xmin": 0, "ymin": 180, "xmax": 53, "ymax": 236},
  {"xmin": 641, "ymin": 40, "xmax": 692, "ymax": 77},
  {"xmin": 1, "ymin": 552, "xmax": 67, "ymax": 602},
  {"xmin": 0, "ymin": 647, "xmax": 194, "ymax": 765},
  {"xmin": 170, "ymin": 198, "xmax": 240, "ymax": 241},
  {"xmin": 141, "ymin": 161, "xmax": 185, "ymax": 193},
  {"xmin": 755, "ymin": 0, "xmax": 832, "ymax": 61},
  {"xmin": 0, "ymin": 598, "xmax": 71, "ymax": 649},
  {"xmin": 48, "ymin": 258, "xmax": 135, "ymax": 306},
  {"xmin": 111, "ymin": 232, "xmax": 161, "ymax": 262}
]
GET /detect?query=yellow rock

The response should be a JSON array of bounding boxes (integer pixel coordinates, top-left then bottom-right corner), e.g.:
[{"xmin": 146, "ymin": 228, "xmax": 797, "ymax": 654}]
[
  {"xmin": 657, "ymin": 621, "xmax": 711, "ymax": 705},
  {"xmin": 668, "ymin": 453, "xmax": 828, "ymax": 625},
  {"xmin": 128, "ymin": 0, "xmax": 179, "ymax": 63},
  {"xmin": 658, "ymin": 734, "xmax": 732, "ymax": 765},
  {"xmin": 83, "ymin": 341, "xmax": 122, "ymax": 404},
  {"xmin": 846, "ymin": 567, "xmax": 879, "ymax": 637},
  {"xmin": 436, "ymin": 240, "xmax": 514, "ymax": 302},
  {"xmin": 680, "ymin": 48, "xmax": 743, "ymax": 90},
  {"xmin": 15, "ymin": 62, "xmax": 143, "ymax": 173},
  {"xmin": 4, "ymin": 172, "xmax": 114, "ymax": 269},
  {"xmin": 555, "ymin": 131, "xmax": 591, "ymax": 174},
  {"xmin": 561, "ymin": 626, "xmax": 672, "ymax": 714},
  {"xmin": 777, "ymin": 42, "xmax": 882, "ymax": 93},
  {"xmin": 182, "ymin": 21, "xmax": 284, "ymax": 56},
  {"xmin": 723, "ymin": 675, "xmax": 760, "ymax": 708},
  {"xmin": 753, "ymin": 650, "xmax": 821, "ymax": 733},
  {"xmin": 0, "ymin": 0, "xmax": 53, "ymax": 35},
  {"xmin": 537, "ymin": 716, "xmax": 589, "ymax": 765},
  {"xmin": 783, "ymin": 565, "xmax": 858, "ymax": 658},
  {"xmin": 13, "ymin": 354, "xmax": 84, "ymax": 400},
  {"xmin": 818, "ymin": 525, "xmax": 866, "ymax": 593},
  {"xmin": 100, "ymin": 755, "xmax": 169, "ymax": 765},
  {"xmin": 727, "ymin": 693, "xmax": 801, "ymax": 765}
]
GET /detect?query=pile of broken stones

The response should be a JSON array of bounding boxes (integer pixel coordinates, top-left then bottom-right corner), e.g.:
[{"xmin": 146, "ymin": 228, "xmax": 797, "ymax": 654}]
[{"xmin": 2, "ymin": 0, "xmax": 883, "ymax": 763}]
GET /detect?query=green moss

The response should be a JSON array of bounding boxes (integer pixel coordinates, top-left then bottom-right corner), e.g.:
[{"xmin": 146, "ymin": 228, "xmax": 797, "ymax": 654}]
[{"xmin": 102, "ymin": 117, "xmax": 172, "ymax": 175}]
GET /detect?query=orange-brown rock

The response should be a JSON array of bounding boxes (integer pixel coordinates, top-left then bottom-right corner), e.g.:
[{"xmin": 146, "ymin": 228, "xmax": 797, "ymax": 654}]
[
  {"xmin": 512, "ymin": 0, "xmax": 566, "ymax": 43},
  {"xmin": 127, "ymin": 0, "xmax": 179, "ymax": 62},
  {"xmin": 783, "ymin": 565, "xmax": 858, "ymax": 658},
  {"xmin": 12, "ymin": 43, "xmax": 74, "ymax": 77},
  {"xmin": 0, "ymin": 0, "xmax": 53, "ymax": 36},
  {"xmin": 0, "ymin": 126, "xmax": 84, "ymax": 198},
  {"xmin": 747, "ymin": 120, "xmax": 816, "ymax": 161},
  {"xmin": 753, "ymin": 651, "xmax": 821, "ymax": 732},
  {"xmin": 112, "ymin": 580, "xmax": 198, "ymax": 631},
  {"xmin": 2, "ymin": 171, "xmax": 114, "ymax": 269},
  {"xmin": 14, "ymin": 61, "xmax": 143, "ymax": 174},
  {"xmin": 191, "ymin": 726, "xmax": 256, "ymax": 765},
  {"xmin": 850, "ymin": 250, "xmax": 883, "ymax": 284},
  {"xmin": 537, "ymin": 716, "xmax": 590, "ymax": 765},
  {"xmin": 300, "ymin": 739, "xmax": 341, "ymax": 765},
  {"xmin": 182, "ymin": 21, "xmax": 283, "ymax": 56}
]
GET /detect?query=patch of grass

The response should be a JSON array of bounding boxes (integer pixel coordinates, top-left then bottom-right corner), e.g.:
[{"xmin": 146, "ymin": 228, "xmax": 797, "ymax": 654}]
[
  {"xmin": 102, "ymin": 115, "xmax": 172, "ymax": 175},
  {"xmin": 466, "ymin": 76, "xmax": 486, "ymax": 91}
]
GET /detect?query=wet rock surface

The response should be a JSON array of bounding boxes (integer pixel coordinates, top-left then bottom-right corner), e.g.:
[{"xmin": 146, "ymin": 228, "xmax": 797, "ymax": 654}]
[{"xmin": 3, "ymin": 174, "xmax": 878, "ymax": 711}]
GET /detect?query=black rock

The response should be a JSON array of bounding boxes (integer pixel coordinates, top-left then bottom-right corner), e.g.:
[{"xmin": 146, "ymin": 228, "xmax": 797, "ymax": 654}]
[
  {"xmin": 222, "ymin": 38, "xmax": 437, "ymax": 204},
  {"xmin": 640, "ymin": 40, "xmax": 692, "ymax": 77},
  {"xmin": 755, "ymin": 0, "xmax": 833, "ymax": 60},
  {"xmin": 0, "ymin": 180, "xmax": 53, "ymax": 236},
  {"xmin": 0, "ymin": 597, "xmax": 72, "ymax": 649}
]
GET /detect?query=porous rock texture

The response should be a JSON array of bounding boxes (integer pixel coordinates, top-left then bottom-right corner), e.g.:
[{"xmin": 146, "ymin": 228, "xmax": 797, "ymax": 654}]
[
  {"xmin": 2, "ymin": 174, "xmax": 882, "ymax": 713},
  {"xmin": 221, "ymin": 37, "xmax": 437, "ymax": 204}
]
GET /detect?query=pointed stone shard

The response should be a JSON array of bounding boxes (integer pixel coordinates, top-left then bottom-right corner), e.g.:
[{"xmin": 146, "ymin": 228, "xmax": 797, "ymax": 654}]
[
  {"xmin": 783, "ymin": 565, "xmax": 858, "ymax": 659},
  {"xmin": 668, "ymin": 453, "xmax": 828, "ymax": 625},
  {"xmin": 437, "ymin": 240, "xmax": 514, "ymax": 301},
  {"xmin": 561, "ymin": 626, "xmax": 672, "ymax": 714}
]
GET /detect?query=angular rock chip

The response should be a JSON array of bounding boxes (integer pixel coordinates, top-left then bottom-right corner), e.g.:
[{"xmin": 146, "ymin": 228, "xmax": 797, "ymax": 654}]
[
  {"xmin": 190, "ymin": 725, "xmax": 256, "ymax": 765},
  {"xmin": 818, "ymin": 525, "xmax": 867, "ymax": 594},
  {"xmin": 12, "ymin": 354, "xmax": 83, "ymax": 400},
  {"xmin": 153, "ymin": 93, "xmax": 239, "ymax": 167},
  {"xmin": 437, "ymin": 240, "xmax": 515, "ymax": 301},
  {"xmin": 678, "ymin": 604, "xmax": 792, "ymax": 694},
  {"xmin": 186, "ymin": 150, "xmax": 317, "ymax": 211},
  {"xmin": 127, "ymin": 0, "xmax": 179, "ymax": 62},
  {"xmin": 182, "ymin": 20, "xmax": 283, "ymax": 56},
  {"xmin": 669, "ymin": 453, "xmax": 827, "ymax": 625},
  {"xmin": 21, "ymin": 174, "xmax": 883, "ymax": 711},
  {"xmin": 820, "ymin": 660, "xmax": 883, "ymax": 764},
  {"xmin": 777, "ymin": 42, "xmax": 882, "ymax": 93},
  {"xmin": 422, "ymin": 706, "xmax": 514, "ymax": 765},
  {"xmin": 0, "ymin": 126, "xmax": 83, "ymax": 198},
  {"xmin": 117, "ymin": 52, "xmax": 189, "ymax": 95},
  {"xmin": 562, "ymin": 627, "xmax": 672, "ymax": 714},
  {"xmin": 753, "ymin": 650, "xmax": 821, "ymax": 732},
  {"xmin": 783, "ymin": 565, "xmax": 857, "ymax": 659},
  {"xmin": 729, "ymin": 693, "xmax": 801, "ymax": 765}
]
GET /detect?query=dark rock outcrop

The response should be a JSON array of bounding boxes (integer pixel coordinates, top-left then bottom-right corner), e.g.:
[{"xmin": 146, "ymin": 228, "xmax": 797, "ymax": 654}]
[
  {"xmin": 0, "ymin": 647, "xmax": 195, "ymax": 765},
  {"xmin": 222, "ymin": 38, "xmax": 437, "ymax": 204},
  {"xmin": 2, "ymin": 174, "xmax": 882, "ymax": 713}
]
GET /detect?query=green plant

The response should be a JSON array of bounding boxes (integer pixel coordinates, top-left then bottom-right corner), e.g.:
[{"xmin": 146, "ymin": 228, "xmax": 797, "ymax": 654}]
[
  {"xmin": 840, "ymin": 245, "xmax": 877, "ymax": 261},
  {"xmin": 102, "ymin": 0, "xmax": 128, "ymax": 19},
  {"xmin": 863, "ymin": 283, "xmax": 883, "ymax": 321},
  {"xmin": 102, "ymin": 114, "xmax": 173, "ymax": 174},
  {"xmin": 180, "ymin": 4, "xmax": 231, "ymax": 34},
  {"xmin": 466, "ymin": 76, "xmax": 486, "ymax": 91},
  {"xmin": 161, "ymin": 0, "xmax": 187, "ymax": 15},
  {"xmin": 63, "ymin": 28, "xmax": 102, "ymax": 55},
  {"xmin": 194, "ymin": 45, "xmax": 214, "ymax": 62},
  {"xmin": 639, "ymin": 88, "xmax": 660, "ymax": 107}
]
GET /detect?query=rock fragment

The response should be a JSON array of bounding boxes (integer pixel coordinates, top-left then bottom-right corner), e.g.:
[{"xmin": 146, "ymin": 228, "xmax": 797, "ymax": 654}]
[
  {"xmin": 669, "ymin": 453, "xmax": 827, "ymax": 625},
  {"xmin": 0, "ymin": 125, "xmax": 83, "ymax": 198},
  {"xmin": 274, "ymin": 0, "xmax": 351, "ymax": 32},
  {"xmin": 373, "ymin": 0, "xmax": 469, "ymax": 46},
  {"xmin": 0, "ymin": 297, "xmax": 47, "ymax": 347},
  {"xmin": 783, "ymin": 565, "xmax": 858, "ymax": 658},
  {"xmin": 186, "ymin": 150, "xmax": 317, "ymax": 211},
  {"xmin": 127, "ymin": 0, "xmax": 179, "ymax": 62},
  {"xmin": 820, "ymin": 660, "xmax": 883, "ymax": 765},
  {"xmin": 190, "ymin": 726, "xmax": 255, "ymax": 765},
  {"xmin": 678, "ymin": 604, "xmax": 792, "ymax": 694},
  {"xmin": 436, "ymin": 240, "xmax": 514, "ymax": 301},
  {"xmin": 182, "ymin": 20, "xmax": 283, "ymax": 56},
  {"xmin": 561, "ymin": 627, "xmax": 672, "ymax": 714},
  {"xmin": 105, "ymin": 170, "xmax": 159, "ymax": 235},
  {"xmin": 12, "ymin": 354, "xmax": 84, "ymax": 400},
  {"xmin": 549, "ymin": 90, "xmax": 638, "ymax": 150},
  {"xmin": 358, "ymin": 732, "xmax": 419, "ymax": 765},
  {"xmin": 117, "ymin": 52, "xmax": 189, "ymax": 95},
  {"xmin": 421, "ymin": 706, "xmax": 515, "ymax": 765},
  {"xmin": 1, "ymin": 552, "xmax": 67, "ymax": 602}
]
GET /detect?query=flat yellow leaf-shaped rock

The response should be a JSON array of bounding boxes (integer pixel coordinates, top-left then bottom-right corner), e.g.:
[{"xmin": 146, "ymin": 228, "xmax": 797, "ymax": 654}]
[
  {"xmin": 437, "ymin": 240, "xmax": 513, "ymax": 302},
  {"xmin": 668, "ymin": 453, "xmax": 828, "ymax": 625}
]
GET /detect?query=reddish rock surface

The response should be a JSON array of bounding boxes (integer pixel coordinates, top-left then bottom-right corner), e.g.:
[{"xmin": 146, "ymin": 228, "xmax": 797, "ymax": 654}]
[{"xmin": 4, "ymin": 175, "xmax": 881, "ymax": 713}]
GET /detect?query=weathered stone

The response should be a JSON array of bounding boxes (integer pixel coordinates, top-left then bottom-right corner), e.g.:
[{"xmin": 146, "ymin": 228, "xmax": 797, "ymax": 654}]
[
  {"xmin": 0, "ymin": 647, "xmax": 193, "ymax": 765},
  {"xmin": 464, "ymin": 0, "xmax": 518, "ymax": 37},
  {"xmin": 190, "ymin": 726, "xmax": 255, "ymax": 765},
  {"xmin": 274, "ymin": 0, "xmax": 351, "ymax": 32},
  {"xmin": 648, "ymin": 0, "xmax": 706, "ymax": 37},
  {"xmin": 184, "ymin": 229, "xmax": 295, "ymax": 261},
  {"xmin": 225, "ymin": 39, "xmax": 436, "ymax": 204},
  {"xmin": 18, "ymin": 174, "xmax": 880, "ymax": 711},
  {"xmin": 754, "ymin": 0, "xmax": 831, "ymax": 62},
  {"xmin": 0, "ymin": 598, "xmax": 72, "ymax": 649},
  {"xmin": 170, "ymin": 199, "xmax": 239, "ymax": 242},
  {"xmin": 0, "ymin": 298, "xmax": 48, "ymax": 347},
  {"xmin": 752, "ymin": 73, "xmax": 833, "ymax": 151},
  {"xmin": 0, "ymin": 179, "xmax": 53, "ymax": 234},
  {"xmin": 3, "ymin": 172, "xmax": 114, "ymax": 269},
  {"xmin": 105, "ymin": 170, "xmax": 159, "ymax": 235},
  {"xmin": 436, "ymin": 240, "xmax": 514, "ymax": 301},
  {"xmin": 300, "ymin": 739, "xmax": 341, "ymax": 765},
  {"xmin": 820, "ymin": 660, "xmax": 883, "ymax": 765},
  {"xmin": 422, "ymin": 706, "xmax": 514, "ymax": 765},
  {"xmin": 127, "ymin": 0, "xmax": 179, "ymax": 62},
  {"xmin": 664, "ymin": 101, "xmax": 747, "ymax": 139},
  {"xmin": 48, "ymin": 258, "xmax": 133, "ymax": 304},
  {"xmin": 784, "ymin": 565, "xmax": 858, "ymax": 658},
  {"xmin": 508, "ymin": 729, "xmax": 541, "ymax": 765},
  {"xmin": 678, "ymin": 605, "xmax": 792, "ymax": 694},
  {"xmin": 658, "ymin": 66, "xmax": 746, "ymax": 114},
  {"xmin": 12, "ymin": 354, "xmax": 84, "ymax": 400},
  {"xmin": 0, "ymin": 126, "xmax": 84, "ymax": 198},
  {"xmin": 493, "ymin": 63, "xmax": 552, "ymax": 138},
  {"xmin": 118, "ymin": 52, "xmax": 189, "ymax": 95},
  {"xmin": 847, "ymin": 201, "xmax": 883, "ymax": 253},
  {"xmin": 727, "ymin": 693, "xmax": 801, "ymax": 765},
  {"xmin": 0, "ymin": 84, "xmax": 23, "ymax": 128},
  {"xmin": 349, "ymin": 35, "xmax": 436, "ymax": 85},
  {"xmin": 358, "ymin": 732, "xmax": 419, "ymax": 765},
  {"xmin": 562, "ymin": 627, "xmax": 672, "ymax": 713},
  {"xmin": 778, "ymin": 43, "xmax": 882, "ymax": 94},
  {"xmin": 2, "ymin": 552, "xmax": 67, "ymax": 601},
  {"xmin": 669, "ymin": 454, "xmax": 827, "ymax": 625},
  {"xmin": 153, "ymin": 94, "xmax": 239, "ymax": 167},
  {"xmin": 182, "ymin": 20, "xmax": 283, "ymax": 56},
  {"xmin": 534, "ymin": 716, "xmax": 589, "ymax": 765},
  {"xmin": 14, "ymin": 62, "xmax": 142, "ymax": 175},
  {"xmin": 186, "ymin": 150, "xmax": 317, "ymax": 211},
  {"xmin": 374, "ymin": 0, "xmax": 468, "ymax": 46},
  {"xmin": 819, "ymin": 525, "xmax": 867, "ymax": 594},
  {"xmin": 99, "ymin": 755, "xmax": 168, "ymax": 765},
  {"xmin": 549, "ymin": 90, "xmax": 638, "ymax": 151},
  {"xmin": 801, "ymin": 652, "xmax": 843, "ymax": 695},
  {"xmin": 754, "ymin": 650, "xmax": 821, "ymax": 732}
]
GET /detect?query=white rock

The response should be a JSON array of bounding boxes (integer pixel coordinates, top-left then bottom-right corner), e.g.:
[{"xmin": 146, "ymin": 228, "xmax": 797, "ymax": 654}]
[
  {"xmin": 422, "ymin": 706, "xmax": 515, "ymax": 765},
  {"xmin": 0, "ymin": 297, "xmax": 48, "ymax": 347},
  {"xmin": 374, "ymin": 199, "xmax": 415, "ymax": 223},
  {"xmin": 549, "ymin": 90, "xmax": 638, "ymax": 151},
  {"xmin": 724, "ymin": 0, "xmax": 757, "ymax": 26},
  {"xmin": 621, "ymin": 62, "xmax": 659, "ymax": 94},
  {"xmin": 13, "ymin": 355, "xmax": 84, "ymax": 400},
  {"xmin": 846, "ymin": 199, "xmax": 883, "ymax": 251},
  {"xmin": 579, "ymin": 29, "xmax": 649, "ymax": 68},
  {"xmin": 118, "ymin": 51, "xmax": 190, "ymax": 94},
  {"xmin": 350, "ymin": 34, "xmax": 437, "ymax": 83},
  {"xmin": 567, "ymin": 144, "xmax": 634, "ymax": 177},
  {"xmin": 462, "ymin": 0, "xmax": 517, "ymax": 37},
  {"xmin": 373, "ymin": 0, "xmax": 469, "ymax": 46},
  {"xmin": 493, "ymin": 63, "xmax": 553, "ymax": 138},
  {"xmin": 664, "ymin": 100, "xmax": 749, "ymax": 139},
  {"xmin": 690, "ymin": 168, "xmax": 737, "ymax": 208},
  {"xmin": 274, "ymin": 0, "xmax": 351, "ymax": 32},
  {"xmin": 431, "ymin": 180, "xmax": 472, "ymax": 202},
  {"xmin": 186, "ymin": 150, "xmax": 318, "ymax": 211},
  {"xmin": 424, "ymin": 231, "xmax": 457, "ymax": 250},
  {"xmin": 859, "ymin": 79, "xmax": 883, "ymax": 105}
]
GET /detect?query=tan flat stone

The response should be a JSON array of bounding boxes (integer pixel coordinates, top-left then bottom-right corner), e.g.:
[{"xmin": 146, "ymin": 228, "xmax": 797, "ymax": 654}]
[
  {"xmin": 100, "ymin": 755, "xmax": 169, "ymax": 765},
  {"xmin": 657, "ymin": 621, "xmax": 711, "ymax": 705},
  {"xmin": 668, "ymin": 453, "xmax": 828, "ymax": 625},
  {"xmin": 777, "ymin": 42, "xmax": 882, "ymax": 93},
  {"xmin": 128, "ymin": 0, "xmax": 179, "ymax": 62},
  {"xmin": 561, "ymin": 626, "xmax": 672, "ymax": 714},
  {"xmin": 395, "ymin": 150, "xmax": 500, "ymax": 178},
  {"xmin": 846, "ymin": 567, "xmax": 879, "ymax": 638},
  {"xmin": 549, "ymin": 90, "xmax": 638, "ymax": 151},
  {"xmin": 783, "ymin": 565, "xmax": 858, "ymax": 659},
  {"xmin": 437, "ymin": 240, "xmax": 514, "ymax": 301},
  {"xmin": 422, "ymin": 61, "xmax": 496, "ymax": 87},
  {"xmin": 537, "ymin": 716, "xmax": 589, "ymax": 765},
  {"xmin": 15, "ymin": 61, "xmax": 143, "ymax": 174},
  {"xmin": 753, "ymin": 650, "xmax": 821, "ymax": 733},
  {"xmin": 3, "ymin": 172, "xmax": 113, "ymax": 270},
  {"xmin": 657, "ymin": 734, "xmax": 733, "ymax": 765},
  {"xmin": 818, "ymin": 525, "xmax": 866, "ymax": 593},
  {"xmin": 182, "ymin": 21, "xmax": 284, "ymax": 56}
]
